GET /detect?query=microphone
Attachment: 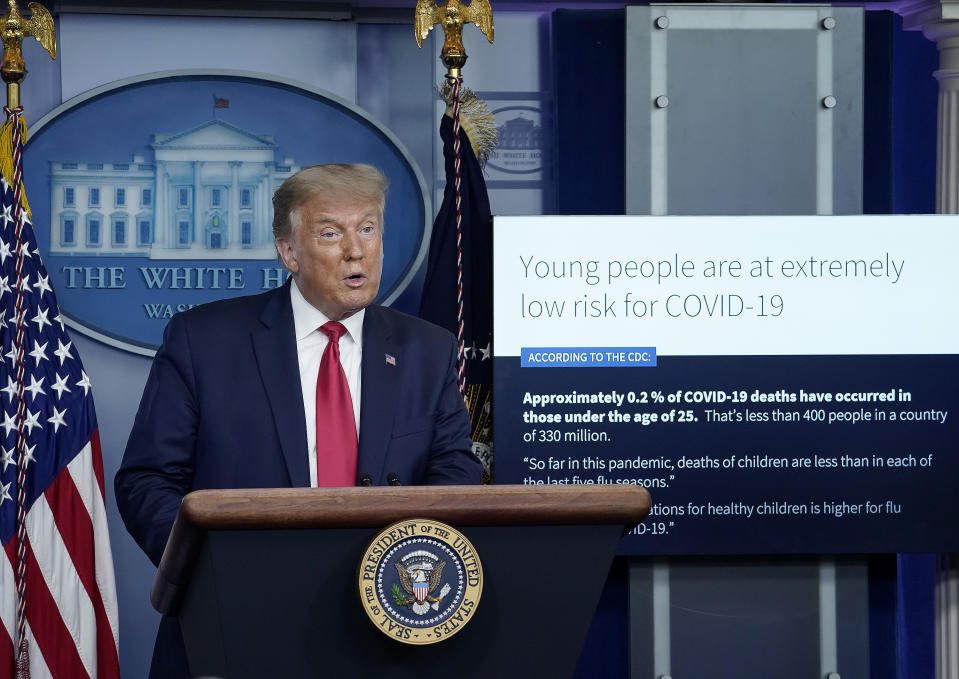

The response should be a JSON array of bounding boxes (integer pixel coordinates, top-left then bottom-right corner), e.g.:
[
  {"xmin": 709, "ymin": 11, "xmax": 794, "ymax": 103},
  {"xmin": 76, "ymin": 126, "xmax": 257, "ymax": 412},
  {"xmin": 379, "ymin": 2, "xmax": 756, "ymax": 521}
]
[
  {"xmin": 387, "ymin": 472, "xmax": 402, "ymax": 486},
  {"xmin": 358, "ymin": 473, "xmax": 373, "ymax": 487}
]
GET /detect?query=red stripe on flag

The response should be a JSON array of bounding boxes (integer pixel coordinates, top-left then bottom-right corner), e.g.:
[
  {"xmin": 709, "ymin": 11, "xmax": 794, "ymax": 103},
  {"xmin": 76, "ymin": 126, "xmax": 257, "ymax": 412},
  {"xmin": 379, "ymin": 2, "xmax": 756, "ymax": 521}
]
[
  {"xmin": 90, "ymin": 431, "xmax": 105, "ymax": 494},
  {"xmin": 45, "ymin": 461, "xmax": 120, "ymax": 678},
  {"xmin": 0, "ymin": 622, "xmax": 13, "ymax": 678},
  {"xmin": 4, "ymin": 537, "xmax": 89, "ymax": 679}
]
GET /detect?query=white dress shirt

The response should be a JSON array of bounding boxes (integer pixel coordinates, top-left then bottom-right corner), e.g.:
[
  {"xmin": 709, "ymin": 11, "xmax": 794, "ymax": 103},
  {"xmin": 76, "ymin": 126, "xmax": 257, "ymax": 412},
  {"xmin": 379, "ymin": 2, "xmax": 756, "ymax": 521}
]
[{"xmin": 289, "ymin": 280, "xmax": 364, "ymax": 487}]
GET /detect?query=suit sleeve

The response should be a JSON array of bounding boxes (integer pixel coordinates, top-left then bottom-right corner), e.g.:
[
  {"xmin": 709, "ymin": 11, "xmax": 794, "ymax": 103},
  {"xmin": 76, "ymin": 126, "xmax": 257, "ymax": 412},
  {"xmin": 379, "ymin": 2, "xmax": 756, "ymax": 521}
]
[
  {"xmin": 114, "ymin": 313, "xmax": 199, "ymax": 566},
  {"xmin": 423, "ymin": 332, "xmax": 483, "ymax": 485}
]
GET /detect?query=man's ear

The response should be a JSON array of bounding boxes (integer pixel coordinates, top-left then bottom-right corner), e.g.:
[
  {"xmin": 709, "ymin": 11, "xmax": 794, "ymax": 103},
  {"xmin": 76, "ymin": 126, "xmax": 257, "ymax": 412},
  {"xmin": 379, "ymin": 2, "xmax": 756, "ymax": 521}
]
[{"xmin": 276, "ymin": 238, "xmax": 298, "ymax": 273}]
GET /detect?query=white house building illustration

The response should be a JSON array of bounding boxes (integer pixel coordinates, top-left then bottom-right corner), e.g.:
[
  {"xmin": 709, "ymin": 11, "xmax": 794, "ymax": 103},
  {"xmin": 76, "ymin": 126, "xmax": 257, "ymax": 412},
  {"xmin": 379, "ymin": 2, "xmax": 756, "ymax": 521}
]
[{"xmin": 48, "ymin": 119, "xmax": 300, "ymax": 259}]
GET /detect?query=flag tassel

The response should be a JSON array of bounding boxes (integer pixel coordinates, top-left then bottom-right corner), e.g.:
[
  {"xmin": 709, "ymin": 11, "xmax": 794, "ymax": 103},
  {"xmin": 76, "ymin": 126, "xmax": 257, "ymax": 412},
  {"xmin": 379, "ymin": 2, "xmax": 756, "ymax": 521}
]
[
  {"xmin": 15, "ymin": 638, "xmax": 30, "ymax": 678},
  {"xmin": 0, "ymin": 113, "xmax": 29, "ymax": 215}
]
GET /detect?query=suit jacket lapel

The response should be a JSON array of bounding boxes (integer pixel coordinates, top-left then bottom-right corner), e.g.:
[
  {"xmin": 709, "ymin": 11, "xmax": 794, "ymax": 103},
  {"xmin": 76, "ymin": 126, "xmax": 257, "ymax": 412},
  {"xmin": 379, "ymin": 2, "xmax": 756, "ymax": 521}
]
[
  {"xmin": 358, "ymin": 306, "xmax": 400, "ymax": 484},
  {"xmin": 251, "ymin": 283, "xmax": 311, "ymax": 487}
]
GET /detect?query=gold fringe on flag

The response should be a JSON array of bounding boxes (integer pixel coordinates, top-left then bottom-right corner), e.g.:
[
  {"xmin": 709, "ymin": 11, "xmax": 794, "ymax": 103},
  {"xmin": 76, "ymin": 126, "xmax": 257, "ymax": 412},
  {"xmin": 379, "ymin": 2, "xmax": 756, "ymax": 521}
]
[
  {"xmin": 0, "ymin": 114, "xmax": 30, "ymax": 216},
  {"xmin": 438, "ymin": 81, "xmax": 498, "ymax": 167}
]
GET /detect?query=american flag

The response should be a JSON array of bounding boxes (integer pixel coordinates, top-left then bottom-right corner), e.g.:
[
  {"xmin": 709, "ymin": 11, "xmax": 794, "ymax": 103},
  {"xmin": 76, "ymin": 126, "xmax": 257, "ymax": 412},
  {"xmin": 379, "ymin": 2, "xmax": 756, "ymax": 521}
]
[{"xmin": 0, "ymin": 108, "xmax": 120, "ymax": 678}]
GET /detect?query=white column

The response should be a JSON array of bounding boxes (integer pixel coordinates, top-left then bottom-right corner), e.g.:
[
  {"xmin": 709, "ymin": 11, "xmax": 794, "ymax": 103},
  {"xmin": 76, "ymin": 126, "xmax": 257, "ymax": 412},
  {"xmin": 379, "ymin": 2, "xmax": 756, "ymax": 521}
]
[
  {"xmin": 895, "ymin": 6, "xmax": 959, "ymax": 677},
  {"xmin": 899, "ymin": 0, "xmax": 959, "ymax": 211},
  {"xmin": 229, "ymin": 161, "xmax": 241, "ymax": 249},
  {"xmin": 267, "ymin": 161, "xmax": 276, "ymax": 243},
  {"xmin": 155, "ymin": 162, "xmax": 167, "ymax": 247},
  {"xmin": 257, "ymin": 174, "xmax": 267, "ymax": 247},
  {"xmin": 193, "ymin": 161, "xmax": 202, "ymax": 245},
  {"xmin": 938, "ymin": 554, "xmax": 959, "ymax": 679},
  {"xmin": 253, "ymin": 177, "xmax": 266, "ymax": 247}
]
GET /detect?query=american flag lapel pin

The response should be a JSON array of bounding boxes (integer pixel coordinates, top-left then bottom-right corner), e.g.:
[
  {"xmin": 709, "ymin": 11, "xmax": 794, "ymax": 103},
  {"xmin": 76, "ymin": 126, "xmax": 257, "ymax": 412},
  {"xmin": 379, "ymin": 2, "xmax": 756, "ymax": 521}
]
[{"xmin": 385, "ymin": 353, "xmax": 396, "ymax": 366}]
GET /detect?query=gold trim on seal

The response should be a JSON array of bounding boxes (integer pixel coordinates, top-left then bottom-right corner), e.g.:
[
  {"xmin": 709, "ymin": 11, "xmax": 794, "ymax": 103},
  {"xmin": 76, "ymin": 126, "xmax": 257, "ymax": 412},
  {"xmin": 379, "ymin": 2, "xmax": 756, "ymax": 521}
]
[{"xmin": 357, "ymin": 518, "xmax": 483, "ymax": 645}]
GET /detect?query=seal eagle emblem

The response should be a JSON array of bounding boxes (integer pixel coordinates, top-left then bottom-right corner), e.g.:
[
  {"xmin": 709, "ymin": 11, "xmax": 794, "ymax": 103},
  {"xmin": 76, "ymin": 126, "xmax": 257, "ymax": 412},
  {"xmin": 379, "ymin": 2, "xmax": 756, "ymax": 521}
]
[
  {"xmin": 358, "ymin": 518, "xmax": 483, "ymax": 645},
  {"xmin": 393, "ymin": 550, "xmax": 452, "ymax": 614}
]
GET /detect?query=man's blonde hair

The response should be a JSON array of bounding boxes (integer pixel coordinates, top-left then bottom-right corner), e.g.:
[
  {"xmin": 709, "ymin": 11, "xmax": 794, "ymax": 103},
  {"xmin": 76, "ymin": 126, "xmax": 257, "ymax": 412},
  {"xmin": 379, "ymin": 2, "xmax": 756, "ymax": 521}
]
[{"xmin": 272, "ymin": 163, "xmax": 388, "ymax": 239}]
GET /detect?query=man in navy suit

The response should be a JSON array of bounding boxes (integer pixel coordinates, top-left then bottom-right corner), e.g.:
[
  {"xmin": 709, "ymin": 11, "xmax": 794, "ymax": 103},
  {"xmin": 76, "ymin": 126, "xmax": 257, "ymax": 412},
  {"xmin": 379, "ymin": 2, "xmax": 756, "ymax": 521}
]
[{"xmin": 115, "ymin": 163, "xmax": 481, "ymax": 678}]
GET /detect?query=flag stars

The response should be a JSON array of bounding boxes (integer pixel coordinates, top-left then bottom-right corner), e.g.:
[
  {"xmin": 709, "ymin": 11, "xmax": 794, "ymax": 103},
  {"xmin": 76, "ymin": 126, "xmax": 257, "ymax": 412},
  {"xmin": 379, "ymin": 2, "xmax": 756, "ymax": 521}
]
[
  {"xmin": 0, "ymin": 480, "xmax": 11, "ymax": 507},
  {"xmin": 1, "ymin": 411, "xmax": 17, "ymax": 437},
  {"xmin": 0, "ymin": 275, "xmax": 9, "ymax": 299},
  {"xmin": 24, "ymin": 374, "xmax": 45, "ymax": 401},
  {"xmin": 18, "ymin": 273, "xmax": 31, "ymax": 292},
  {"xmin": 18, "ymin": 241, "xmax": 32, "ymax": 258},
  {"xmin": 479, "ymin": 341, "xmax": 491, "ymax": 361},
  {"xmin": 22, "ymin": 409, "xmax": 42, "ymax": 435},
  {"xmin": 0, "ymin": 238, "xmax": 10, "ymax": 264},
  {"xmin": 54, "ymin": 312, "xmax": 66, "ymax": 331},
  {"xmin": 1, "ymin": 446, "xmax": 14, "ymax": 472},
  {"xmin": 53, "ymin": 339, "xmax": 72, "ymax": 365},
  {"xmin": 29, "ymin": 339, "xmax": 48, "ymax": 365},
  {"xmin": 0, "ymin": 203, "xmax": 12, "ymax": 228},
  {"xmin": 33, "ymin": 274, "xmax": 52, "ymax": 297},
  {"xmin": 77, "ymin": 370, "xmax": 92, "ymax": 395},
  {"xmin": 51, "ymin": 373, "xmax": 70, "ymax": 399},
  {"xmin": 4, "ymin": 343, "xmax": 17, "ymax": 364},
  {"xmin": 32, "ymin": 306, "xmax": 52, "ymax": 332},
  {"xmin": 48, "ymin": 407, "xmax": 67, "ymax": 433},
  {"xmin": 20, "ymin": 442, "xmax": 36, "ymax": 467},
  {"xmin": 1, "ymin": 375, "xmax": 16, "ymax": 402}
]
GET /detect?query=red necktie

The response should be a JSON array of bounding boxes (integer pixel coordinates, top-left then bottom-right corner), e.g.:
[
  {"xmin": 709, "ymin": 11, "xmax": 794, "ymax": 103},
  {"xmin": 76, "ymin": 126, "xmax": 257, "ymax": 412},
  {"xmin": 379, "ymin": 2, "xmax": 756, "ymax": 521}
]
[{"xmin": 315, "ymin": 321, "xmax": 358, "ymax": 486}]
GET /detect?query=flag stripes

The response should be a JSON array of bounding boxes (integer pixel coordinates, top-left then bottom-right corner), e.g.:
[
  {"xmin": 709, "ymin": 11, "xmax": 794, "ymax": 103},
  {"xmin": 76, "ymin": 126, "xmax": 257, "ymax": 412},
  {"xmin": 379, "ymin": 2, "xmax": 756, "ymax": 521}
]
[
  {"xmin": 1, "ymin": 441, "xmax": 119, "ymax": 678},
  {"xmin": 5, "ymin": 538, "xmax": 88, "ymax": 678},
  {"xmin": 0, "ymin": 105, "xmax": 121, "ymax": 678}
]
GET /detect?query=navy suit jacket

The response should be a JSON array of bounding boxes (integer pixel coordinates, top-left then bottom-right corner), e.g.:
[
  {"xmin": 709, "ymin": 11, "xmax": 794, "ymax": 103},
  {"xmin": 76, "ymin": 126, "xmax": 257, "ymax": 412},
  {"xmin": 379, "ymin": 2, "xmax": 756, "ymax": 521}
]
[{"xmin": 115, "ymin": 282, "xmax": 480, "ymax": 676}]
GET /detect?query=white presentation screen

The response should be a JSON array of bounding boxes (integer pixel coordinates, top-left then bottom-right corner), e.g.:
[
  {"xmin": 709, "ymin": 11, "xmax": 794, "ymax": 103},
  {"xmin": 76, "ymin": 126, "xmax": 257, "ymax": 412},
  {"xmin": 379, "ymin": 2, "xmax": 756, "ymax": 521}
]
[{"xmin": 493, "ymin": 215, "xmax": 958, "ymax": 554}]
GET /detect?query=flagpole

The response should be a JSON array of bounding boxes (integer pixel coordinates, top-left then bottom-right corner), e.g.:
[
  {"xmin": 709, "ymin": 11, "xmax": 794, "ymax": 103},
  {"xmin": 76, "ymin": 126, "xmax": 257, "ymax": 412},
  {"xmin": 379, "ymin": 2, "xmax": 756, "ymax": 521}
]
[
  {"xmin": 415, "ymin": 0, "xmax": 497, "ymax": 480},
  {"xmin": 413, "ymin": 0, "xmax": 494, "ymax": 398}
]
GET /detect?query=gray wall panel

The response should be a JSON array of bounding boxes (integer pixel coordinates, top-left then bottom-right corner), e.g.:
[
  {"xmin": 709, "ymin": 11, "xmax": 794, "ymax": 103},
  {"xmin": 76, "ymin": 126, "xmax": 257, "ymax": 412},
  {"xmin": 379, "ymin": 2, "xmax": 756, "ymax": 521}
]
[
  {"xmin": 668, "ymin": 559, "xmax": 821, "ymax": 679},
  {"xmin": 626, "ymin": 6, "xmax": 652, "ymax": 215},
  {"xmin": 626, "ymin": 4, "xmax": 864, "ymax": 217},
  {"xmin": 832, "ymin": 7, "xmax": 866, "ymax": 215},
  {"xmin": 665, "ymin": 28, "xmax": 818, "ymax": 214}
]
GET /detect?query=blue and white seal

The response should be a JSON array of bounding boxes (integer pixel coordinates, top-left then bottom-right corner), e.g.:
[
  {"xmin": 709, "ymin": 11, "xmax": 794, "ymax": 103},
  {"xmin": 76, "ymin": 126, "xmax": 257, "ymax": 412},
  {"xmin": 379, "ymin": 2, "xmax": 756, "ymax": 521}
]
[{"xmin": 358, "ymin": 518, "xmax": 483, "ymax": 645}]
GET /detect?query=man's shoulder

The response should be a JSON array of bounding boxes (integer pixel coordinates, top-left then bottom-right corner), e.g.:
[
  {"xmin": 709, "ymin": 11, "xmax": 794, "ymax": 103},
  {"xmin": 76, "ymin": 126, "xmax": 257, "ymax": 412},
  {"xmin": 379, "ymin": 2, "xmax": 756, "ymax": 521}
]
[
  {"xmin": 170, "ymin": 285, "xmax": 288, "ymax": 333},
  {"xmin": 366, "ymin": 304, "xmax": 455, "ymax": 346}
]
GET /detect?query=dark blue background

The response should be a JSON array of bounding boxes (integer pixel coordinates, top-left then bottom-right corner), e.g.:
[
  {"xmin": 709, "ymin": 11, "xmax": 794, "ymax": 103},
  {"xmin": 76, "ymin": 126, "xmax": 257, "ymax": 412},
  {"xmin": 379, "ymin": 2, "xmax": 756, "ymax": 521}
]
[{"xmin": 496, "ymin": 354, "xmax": 958, "ymax": 555}]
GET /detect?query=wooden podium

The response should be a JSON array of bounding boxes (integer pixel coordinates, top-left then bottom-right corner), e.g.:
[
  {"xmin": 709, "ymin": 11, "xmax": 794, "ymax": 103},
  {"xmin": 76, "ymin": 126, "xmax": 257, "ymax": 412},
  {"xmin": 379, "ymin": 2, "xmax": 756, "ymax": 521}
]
[{"xmin": 152, "ymin": 485, "xmax": 650, "ymax": 678}]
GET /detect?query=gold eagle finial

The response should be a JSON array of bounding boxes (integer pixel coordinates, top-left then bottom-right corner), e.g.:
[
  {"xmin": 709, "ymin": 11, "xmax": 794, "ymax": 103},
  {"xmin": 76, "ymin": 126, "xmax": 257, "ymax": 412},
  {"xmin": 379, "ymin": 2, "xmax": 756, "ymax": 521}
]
[
  {"xmin": 1, "ymin": 1, "xmax": 56, "ymax": 108},
  {"xmin": 414, "ymin": 0, "xmax": 493, "ymax": 77}
]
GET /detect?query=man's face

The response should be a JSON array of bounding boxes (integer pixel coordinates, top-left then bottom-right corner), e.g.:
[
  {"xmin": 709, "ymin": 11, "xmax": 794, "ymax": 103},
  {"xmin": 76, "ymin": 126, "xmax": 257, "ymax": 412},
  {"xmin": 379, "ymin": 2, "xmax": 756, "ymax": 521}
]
[{"xmin": 276, "ymin": 193, "xmax": 384, "ymax": 320}]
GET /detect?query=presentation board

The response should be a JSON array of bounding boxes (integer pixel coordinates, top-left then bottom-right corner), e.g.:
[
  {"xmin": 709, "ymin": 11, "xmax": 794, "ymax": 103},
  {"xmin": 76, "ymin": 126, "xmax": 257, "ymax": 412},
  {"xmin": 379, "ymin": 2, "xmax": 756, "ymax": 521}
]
[{"xmin": 493, "ymin": 215, "xmax": 958, "ymax": 554}]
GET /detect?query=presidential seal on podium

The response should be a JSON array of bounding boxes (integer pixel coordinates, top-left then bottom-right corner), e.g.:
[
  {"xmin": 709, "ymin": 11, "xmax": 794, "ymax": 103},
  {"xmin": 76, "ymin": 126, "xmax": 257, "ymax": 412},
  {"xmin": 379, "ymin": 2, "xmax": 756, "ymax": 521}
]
[{"xmin": 358, "ymin": 518, "xmax": 483, "ymax": 645}]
